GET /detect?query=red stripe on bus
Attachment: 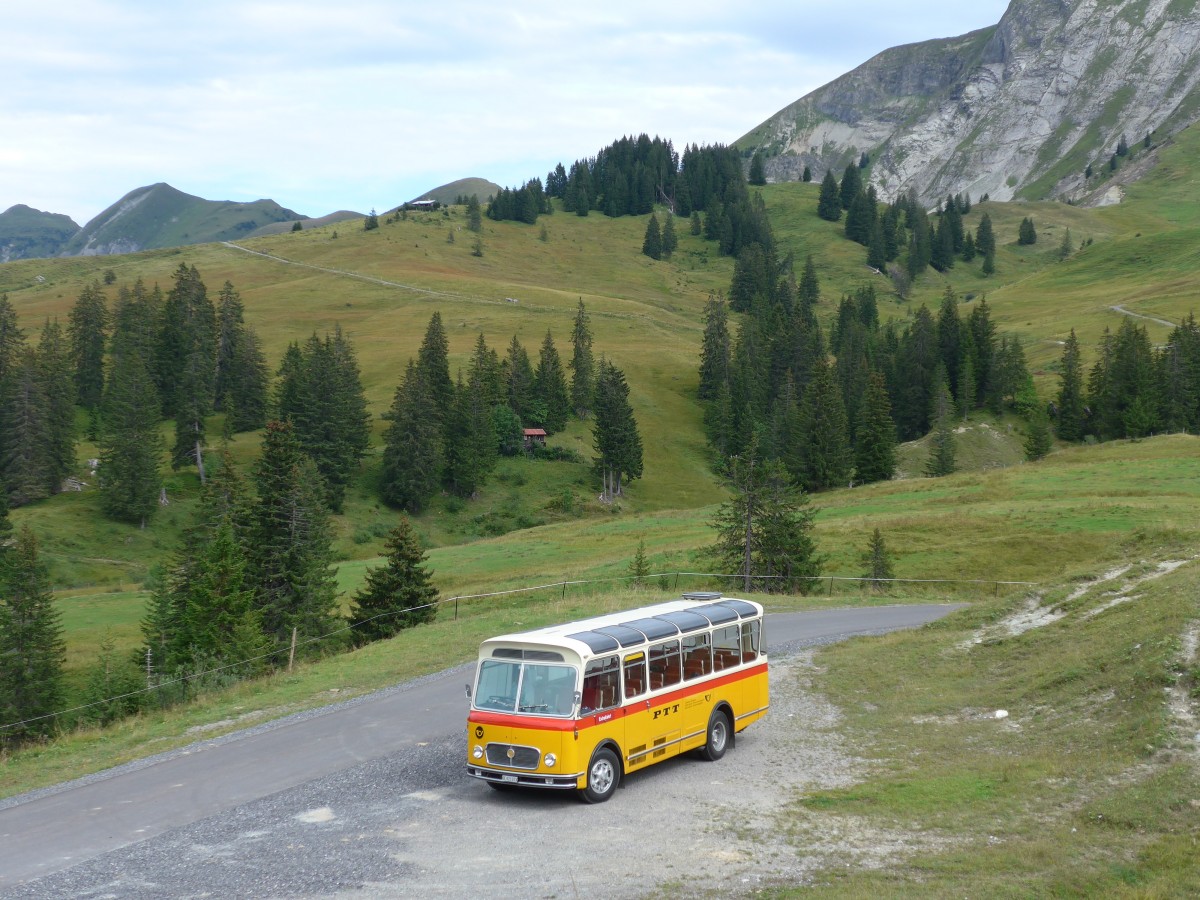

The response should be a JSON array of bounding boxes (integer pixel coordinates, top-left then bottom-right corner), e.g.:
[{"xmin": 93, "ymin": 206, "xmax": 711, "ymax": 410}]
[{"xmin": 467, "ymin": 661, "xmax": 767, "ymax": 732}]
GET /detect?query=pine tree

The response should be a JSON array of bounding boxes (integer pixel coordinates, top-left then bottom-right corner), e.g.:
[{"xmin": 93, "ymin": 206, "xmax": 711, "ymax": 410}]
[
  {"xmin": 592, "ymin": 358, "xmax": 643, "ymax": 502},
  {"xmin": 247, "ymin": 421, "xmax": 343, "ymax": 655},
  {"xmin": 349, "ymin": 518, "xmax": 439, "ymax": 644},
  {"xmin": 380, "ymin": 361, "xmax": 443, "ymax": 513},
  {"xmin": 1055, "ymin": 329, "xmax": 1086, "ymax": 441},
  {"xmin": 67, "ymin": 282, "xmax": 108, "ymax": 410},
  {"xmin": 364, "ymin": 208, "xmax": 379, "ymax": 231},
  {"xmin": 641, "ymin": 213, "xmax": 662, "ymax": 260},
  {"xmin": 0, "ymin": 526, "xmax": 65, "ymax": 745},
  {"xmin": 533, "ymin": 331, "xmax": 570, "ymax": 434},
  {"xmin": 802, "ymin": 165, "xmax": 812, "ymax": 183},
  {"xmin": 1018, "ymin": 217, "xmax": 1037, "ymax": 245},
  {"xmin": 854, "ymin": 372, "xmax": 897, "ymax": 485},
  {"xmin": 861, "ymin": 527, "xmax": 895, "ymax": 591},
  {"xmin": 569, "ymin": 300, "xmax": 595, "ymax": 418},
  {"xmin": 466, "ymin": 195, "xmax": 482, "ymax": 232},
  {"xmin": 817, "ymin": 170, "xmax": 842, "ymax": 221},
  {"xmin": 690, "ymin": 211, "xmax": 702, "ymax": 235},
  {"xmin": 1058, "ymin": 228, "xmax": 1073, "ymax": 260},
  {"xmin": 225, "ymin": 328, "xmax": 270, "ymax": 432},
  {"xmin": 0, "ymin": 294, "xmax": 23, "ymax": 388}
]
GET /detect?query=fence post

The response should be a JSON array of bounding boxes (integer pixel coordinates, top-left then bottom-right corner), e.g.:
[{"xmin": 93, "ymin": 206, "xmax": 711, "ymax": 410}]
[
  {"xmin": 828, "ymin": 577, "xmax": 834, "ymax": 596},
  {"xmin": 288, "ymin": 627, "xmax": 297, "ymax": 673}
]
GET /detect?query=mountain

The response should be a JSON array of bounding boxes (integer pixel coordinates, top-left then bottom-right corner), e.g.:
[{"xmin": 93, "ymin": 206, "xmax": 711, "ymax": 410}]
[
  {"xmin": 0, "ymin": 205, "xmax": 80, "ymax": 261},
  {"xmin": 407, "ymin": 177, "xmax": 501, "ymax": 207},
  {"xmin": 61, "ymin": 183, "xmax": 304, "ymax": 256},
  {"xmin": 739, "ymin": 0, "xmax": 1200, "ymax": 205},
  {"xmin": 247, "ymin": 210, "xmax": 364, "ymax": 238}
]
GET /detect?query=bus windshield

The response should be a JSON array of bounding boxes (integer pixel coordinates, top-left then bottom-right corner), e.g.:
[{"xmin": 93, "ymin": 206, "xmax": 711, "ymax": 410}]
[{"xmin": 474, "ymin": 659, "xmax": 577, "ymax": 716}]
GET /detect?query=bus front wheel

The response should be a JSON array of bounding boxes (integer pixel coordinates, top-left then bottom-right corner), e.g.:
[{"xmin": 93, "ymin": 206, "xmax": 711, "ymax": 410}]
[
  {"xmin": 580, "ymin": 747, "xmax": 620, "ymax": 803},
  {"xmin": 701, "ymin": 710, "xmax": 731, "ymax": 761}
]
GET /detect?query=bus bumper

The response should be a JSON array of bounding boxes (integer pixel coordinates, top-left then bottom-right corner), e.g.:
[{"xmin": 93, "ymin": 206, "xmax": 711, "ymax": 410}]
[{"xmin": 467, "ymin": 766, "xmax": 583, "ymax": 790}]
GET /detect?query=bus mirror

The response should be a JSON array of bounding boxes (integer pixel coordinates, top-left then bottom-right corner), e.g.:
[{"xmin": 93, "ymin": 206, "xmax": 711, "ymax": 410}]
[{"xmin": 464, "ymin": 684, "xmax": 472, "ymax": 700}]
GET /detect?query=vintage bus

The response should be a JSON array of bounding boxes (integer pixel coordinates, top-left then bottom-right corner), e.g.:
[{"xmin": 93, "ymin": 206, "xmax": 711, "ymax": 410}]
[{"xmin": 465, "ymin": 593, "xmax": 768, "ymax": 803}]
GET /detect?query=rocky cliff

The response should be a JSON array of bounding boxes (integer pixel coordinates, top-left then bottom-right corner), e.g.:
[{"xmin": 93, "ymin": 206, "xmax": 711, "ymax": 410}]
[{"xmin": 741, "ymin": 0, "xmax": 1200, "ymax": 205}]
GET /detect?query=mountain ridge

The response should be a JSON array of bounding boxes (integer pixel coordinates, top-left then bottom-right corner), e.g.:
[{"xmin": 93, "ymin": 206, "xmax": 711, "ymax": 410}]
[{"xmin": 740, "ymin": 0, "xmax": 1200, "ymax": 205}]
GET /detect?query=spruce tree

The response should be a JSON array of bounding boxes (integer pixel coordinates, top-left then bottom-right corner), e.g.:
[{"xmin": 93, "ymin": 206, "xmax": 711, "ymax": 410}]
[
  {"xmin": 817, "ymin": 170, "xmax": 842, "ymax": 221},
  {"xmin": 380, "ymin": 361, "xmax": 443, "ymax": 513},
  {"xmin": 417, "ymin": 312, "xmax": 454, "ymax": 427},
  {"xmin": 349, "ymin": 517, "xmax": 439, "ymax": 644},
  {"xmin": 0, "ymin": 526, "xmax": 65, "ymax": 745},
  {"xmin": 466, "ymin": 195, "xmax": 482, "ymax": 232},
  {"xmin": 861, "ymin": 527, "xmax": 895, "ymax": 591},
  {"xmin": 1024, "ymin": 409, "xmax": 1053, "ymax": 461},
  {"xmin": 748, "ymin": 151, "xmax": 766, "ymax": 186},
  {"xmin": 698, "ymin": 296, "xmax": 731, "ymax": 401},
  {"xmin": 444, "ymin": 371, "xmax": 497, "ymax": 498},
  {"xmin": 924, "ymin": 371, "xmax": 957, "ymax": 477},
  {"xmin": 225, "ymin": 328, "xmax": 270, "ymax": 432},
  {"xmin": 67, "ymin": 282, "xmax": 108, "ymax": 411},
  {"xmin": 712, "ymin": 449, "xmax": 821, "ymax": 593},
  {"xmin": 1055, "ymin": 329, "xmax": 1086, "ymax": 441},
  {"xmin": 504, "ymin": 334, "xmax": 536, "ymax": 423},
  {"xmin": 98, "ymin": 344, "xmax": 163, "ymax": 526},
  {"xmin": 533, "ymin": 331, "xmax": 570, "ymax": 434},
  {"xmin": 628, "ymin": 536, "xmax": 651, "ymax": 587},
  {"xmin": 0, "ymin": 293, "xmax": 23, "ymax": 388},
  {"xmin": 976, "ymin": 213, "xmax": 996, "ymax": 258},
  {"xmin": 36, "ymin": 319, "xmax": 77, "ymax": 494},
  {"xmin": 592, "ymin": 358, "xmax": 643, "ymax": 502},
  {"xmin": 854, "ymin": 372, "xmax": 897, "ymax": 485},
  {"xmin": 661, "ymin": 213, "xmax": 678, "ymax": 257},
  {"xmin": 157, "ymin": 264, "xmax": 216, "ymax": 421},
  {"xmin": 569, "ymin": 299, "xmax": 595, "ymax": 418},
  {"xmin": 641, "ymin": 213, "xmax": 662, "ymax": 260},
  {"xmin": 839, "ymin": 162, "xmax": 862, "ymax": 210},
  {"xmin": 795, "ymin": 358, "xmax": 851, "ymax": 492},
  {"xmin": 0, "ymin": 349, "xmax": 51, "ymax": 506},
  {"xmin": 1018, "ymin": 217, "xmax": 1037, "ymax": 245},
  {"xmin": 802, "ymin": 165, "xmax": 812, "ymax": 183},
  {"xmin": 247, "ymin": 421, "xmax": 343, "ymax": 655}
]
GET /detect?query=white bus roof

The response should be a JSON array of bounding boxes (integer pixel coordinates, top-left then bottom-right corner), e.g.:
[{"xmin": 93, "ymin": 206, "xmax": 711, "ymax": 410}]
[{"xmin": 479, "ymin": 594, "xmax": 763, "ymax": 661}]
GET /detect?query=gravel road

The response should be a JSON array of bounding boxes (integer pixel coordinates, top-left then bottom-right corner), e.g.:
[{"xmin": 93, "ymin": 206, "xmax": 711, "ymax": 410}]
[
  {"xmin": 7, "ymin": 609, "xmax": 961, "ymax": 898},
  {"xmin": 5, "ymin": 651, "xmax": 868, "ymax": 899}
]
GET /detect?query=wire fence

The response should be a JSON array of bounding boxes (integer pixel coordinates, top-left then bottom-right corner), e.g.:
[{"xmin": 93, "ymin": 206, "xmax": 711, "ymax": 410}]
[{"xmin": 1, "ymin": 569, "xmax": 1037, "ymax": 738}]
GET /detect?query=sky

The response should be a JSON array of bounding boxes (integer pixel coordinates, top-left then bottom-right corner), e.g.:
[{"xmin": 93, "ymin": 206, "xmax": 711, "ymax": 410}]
[{"xmin": 1, "ymin": 1, "xmax": 1012, "ymax": 225}]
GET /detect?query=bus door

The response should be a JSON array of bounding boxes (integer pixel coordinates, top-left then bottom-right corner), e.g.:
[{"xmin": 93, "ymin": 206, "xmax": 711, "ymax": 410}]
[{"xmin": 579, "ymin": 655, "xmax": 623, "ymax": 761}]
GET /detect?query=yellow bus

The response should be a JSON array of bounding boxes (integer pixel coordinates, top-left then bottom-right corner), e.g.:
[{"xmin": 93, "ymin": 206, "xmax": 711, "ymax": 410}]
[{"xmin": 465, "ymin": 592, "xmax": 768, "ymax": 803}]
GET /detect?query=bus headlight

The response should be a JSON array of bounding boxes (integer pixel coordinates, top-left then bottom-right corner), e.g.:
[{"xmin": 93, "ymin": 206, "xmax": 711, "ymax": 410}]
[
  {"xmin": 473, "ymin": 745, "xmax": 484, "ymax": 759},
  {"xmin": 544, "ymin": 753, "xmax": 557, "ymax": 768}
]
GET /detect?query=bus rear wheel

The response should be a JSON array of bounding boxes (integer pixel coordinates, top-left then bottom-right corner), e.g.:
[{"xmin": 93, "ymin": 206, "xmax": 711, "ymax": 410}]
[
  {"xmin": 580, "ymin": 747, "xmax": 620, "ymax": 803},
  {"xmin": 701, "ymin": 710, "xmax": 731, "ymax": 761}
]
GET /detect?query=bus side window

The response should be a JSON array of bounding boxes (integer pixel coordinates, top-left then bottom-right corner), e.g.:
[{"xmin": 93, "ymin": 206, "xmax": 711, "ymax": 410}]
[
  {"xmin": 713, "ymin": 625, "xmax": 740, "ymax": 670},
  {"xmin": 683, "ymin": 633, "xmax": 711, "ymax": 680},
  {"xmin": 581, "ymin": 656, "xmax": 620, "ymax": 715},
  {"xmin": 649, "ymin": 640, "xmax": 681, "ymax": 689},
  {"xmin": 741, "ymin": 620, "xmax": 760, "ymax": 662},
  {"xmin": 623, "ymin": 653, "xmax": 646, "ymax": 699}
]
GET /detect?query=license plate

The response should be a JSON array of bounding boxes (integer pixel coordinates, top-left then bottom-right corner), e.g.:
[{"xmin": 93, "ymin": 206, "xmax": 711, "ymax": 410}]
[{"xmin": 502, "ymin": 774, "xmax": 518, "ymax": 783}]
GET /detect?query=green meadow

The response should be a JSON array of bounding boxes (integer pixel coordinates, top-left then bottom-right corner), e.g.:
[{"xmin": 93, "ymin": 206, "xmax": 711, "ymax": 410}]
[{"xmin": 2, "ymin": 124, "xmax": 1200, "ymax": 892}]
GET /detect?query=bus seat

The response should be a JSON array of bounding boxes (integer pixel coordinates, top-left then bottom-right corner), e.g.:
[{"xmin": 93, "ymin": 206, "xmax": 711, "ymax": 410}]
[
  {"xmin": 581, "ymin": 686, "xmax": 597, "ymax": 712},
  {"xmin": 650, "ymin": 671, "xmax": 664, "ymax": 691}
]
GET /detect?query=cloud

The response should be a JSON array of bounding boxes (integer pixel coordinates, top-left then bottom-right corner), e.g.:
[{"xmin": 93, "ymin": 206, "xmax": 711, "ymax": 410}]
[{"xmin": 0, "ymin": 0, "xmax": 1011, "ymax": 223}]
